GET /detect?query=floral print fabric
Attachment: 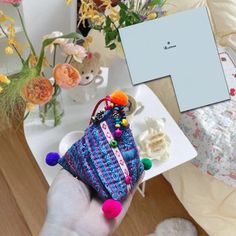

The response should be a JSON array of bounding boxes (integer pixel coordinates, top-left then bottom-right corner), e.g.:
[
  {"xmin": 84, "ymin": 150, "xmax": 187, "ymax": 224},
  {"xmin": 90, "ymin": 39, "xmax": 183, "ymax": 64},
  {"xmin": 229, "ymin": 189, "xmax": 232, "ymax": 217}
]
[{"xmin": 180, "ymin": 49, "xmax": 236, "ymax": 187}]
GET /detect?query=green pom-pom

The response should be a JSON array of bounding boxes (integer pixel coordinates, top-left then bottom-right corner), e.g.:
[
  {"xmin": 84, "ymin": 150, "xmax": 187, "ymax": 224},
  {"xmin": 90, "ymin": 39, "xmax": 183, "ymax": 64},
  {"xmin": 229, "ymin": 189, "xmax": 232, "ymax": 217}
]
[{"xmin": 141, "ymin": 158, "xmax": 152, "ymax": 170}]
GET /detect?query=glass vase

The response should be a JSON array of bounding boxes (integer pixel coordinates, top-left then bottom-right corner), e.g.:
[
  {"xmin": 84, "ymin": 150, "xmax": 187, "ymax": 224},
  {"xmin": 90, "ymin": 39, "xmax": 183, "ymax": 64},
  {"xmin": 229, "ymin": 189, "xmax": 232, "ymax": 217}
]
[{"xmin": 39, "ymin": 91, "xmax": 64, "ymax": 127}]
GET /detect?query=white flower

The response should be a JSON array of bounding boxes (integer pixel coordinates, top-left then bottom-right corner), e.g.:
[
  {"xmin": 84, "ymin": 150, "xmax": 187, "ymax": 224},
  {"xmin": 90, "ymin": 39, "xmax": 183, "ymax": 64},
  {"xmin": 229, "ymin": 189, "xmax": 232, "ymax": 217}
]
[
  {"xmin": 62, "ymin": 43, "xmax": 87, "ymax": 63},
  {"xmin": 43, "ymin": 31, "xmax": 69, "ymax": 53}
]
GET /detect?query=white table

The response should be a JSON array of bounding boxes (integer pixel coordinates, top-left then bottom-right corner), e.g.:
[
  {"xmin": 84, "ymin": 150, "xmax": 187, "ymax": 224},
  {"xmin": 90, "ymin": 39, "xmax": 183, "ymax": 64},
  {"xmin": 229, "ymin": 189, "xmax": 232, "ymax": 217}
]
[{"xmin": 24, "ymin": 63, "xmax": 197, "ymax": 196}]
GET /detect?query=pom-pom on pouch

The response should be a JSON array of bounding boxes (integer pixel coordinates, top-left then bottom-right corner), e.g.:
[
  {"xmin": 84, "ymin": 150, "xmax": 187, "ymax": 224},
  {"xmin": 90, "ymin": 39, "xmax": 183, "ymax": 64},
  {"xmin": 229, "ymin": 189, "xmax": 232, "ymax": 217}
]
[{"xmin": 46, "ymin": 90, "xmax": 150, "ymax": 219}]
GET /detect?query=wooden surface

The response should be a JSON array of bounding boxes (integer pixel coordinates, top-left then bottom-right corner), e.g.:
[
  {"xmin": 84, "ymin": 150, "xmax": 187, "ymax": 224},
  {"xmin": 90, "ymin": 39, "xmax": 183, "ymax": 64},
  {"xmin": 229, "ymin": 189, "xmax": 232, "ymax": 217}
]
[
  {"xmin": 0, "ymin": 78, "xmax": 208, "ymax": 235},
  {"xmin": 0, "ymin": 126, "xmax": 48, "ymax": 236},
  {"xmin": 114, "ymin": 176, "xmax": 207, "ymax": 236}
]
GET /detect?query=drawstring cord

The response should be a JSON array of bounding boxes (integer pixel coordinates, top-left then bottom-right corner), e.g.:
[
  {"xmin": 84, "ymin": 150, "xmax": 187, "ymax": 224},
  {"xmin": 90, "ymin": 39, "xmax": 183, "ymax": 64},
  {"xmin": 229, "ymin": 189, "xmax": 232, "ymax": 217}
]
[{"xmin": 90, "ymin": 96, "xmax": 111, "ymax": 125}]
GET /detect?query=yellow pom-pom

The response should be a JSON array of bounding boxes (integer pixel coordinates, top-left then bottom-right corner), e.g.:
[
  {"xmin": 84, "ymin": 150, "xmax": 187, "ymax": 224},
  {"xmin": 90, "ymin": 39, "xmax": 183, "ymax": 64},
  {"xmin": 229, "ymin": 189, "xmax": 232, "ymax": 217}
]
[
  {"xmin": 115, "ymin": 124, "xmax": 121, "ymax": 128},
  {"xmin": 121, "ymin": 118, "xmax": 129, "ymax": 127},
  {"xmin": 110, "ymin": 90, "xmax": 128, "ymax": 106}
]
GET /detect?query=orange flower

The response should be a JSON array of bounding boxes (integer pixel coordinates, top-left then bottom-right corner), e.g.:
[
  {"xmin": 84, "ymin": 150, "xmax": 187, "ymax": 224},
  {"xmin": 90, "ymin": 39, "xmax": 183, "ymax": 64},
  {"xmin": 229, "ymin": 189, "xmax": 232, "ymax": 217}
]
[
  {"xmin": 22, "ymin": 77, "xmax": 54, "ymax": 105},
  {"xmin": 53, "ymin": 63, "xmax": 81, "ymax": 89}
]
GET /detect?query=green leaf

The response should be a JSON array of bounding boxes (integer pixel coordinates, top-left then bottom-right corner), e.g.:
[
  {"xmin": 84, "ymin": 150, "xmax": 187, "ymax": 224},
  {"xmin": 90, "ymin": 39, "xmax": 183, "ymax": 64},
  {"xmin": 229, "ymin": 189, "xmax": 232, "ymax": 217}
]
[
  {"xmin": 107, "ymin": 43, "xmax": 116, "ymax": 50},
  {"xmin": 120, "ymin": 8, "xmax": 126, "ymax": 19},
  {"xmin": 118, "ymin": 2, "xmax": 128, "ymax": 10},
  {"xmin": 119, "ymin": 17, "xmax": 125, "ymax": 26},
  {"xmin": 105, "ymin": 30, "xmax": 118, "ymax": 45},
  {"xmin": 105, "ymin": 17, "xmax": 112, "ymax": 27},
  {"xmin": 109, "ymin": 30, "xmax": 118, "ymax": 40},
  {"xmin": 105, "ymin": 32, "xmax": 112, "ymax": 45},
  {"xmin": 42, "ymin": 32, "xmax": 82, "ymax": 48},
  {"xmin": 148, "ymin": 0, "xmax": 164, "ymax": 7},
  {"xmin": 131, "ymin": 12, "xmax": 141, "ymax": 21},
  {"xmin": 93, "ymin": 25, "xmax": 103, "ymax": 31},
  {"xmin": 37, "ymin": 32, "xmax": 83, "ymax": 73}
]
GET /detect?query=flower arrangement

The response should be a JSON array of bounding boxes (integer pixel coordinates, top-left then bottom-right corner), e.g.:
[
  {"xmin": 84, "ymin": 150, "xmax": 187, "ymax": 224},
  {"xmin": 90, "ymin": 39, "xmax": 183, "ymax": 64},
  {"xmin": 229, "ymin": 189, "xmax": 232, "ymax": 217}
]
[
  {"xmin": 0, "ymin": 0, "xmax": 89, "ymax": 126},
  {"xmin": 76, "ymin": 0, "xmax": 167, "ymax": 50}
]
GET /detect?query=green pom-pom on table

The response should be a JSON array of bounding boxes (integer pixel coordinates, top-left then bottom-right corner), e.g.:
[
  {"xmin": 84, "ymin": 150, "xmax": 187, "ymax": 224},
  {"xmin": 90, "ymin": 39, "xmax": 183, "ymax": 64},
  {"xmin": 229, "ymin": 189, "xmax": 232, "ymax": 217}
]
[{"xmin": 141, "ymin": 158, "xmax": 152, "ymax": 170}]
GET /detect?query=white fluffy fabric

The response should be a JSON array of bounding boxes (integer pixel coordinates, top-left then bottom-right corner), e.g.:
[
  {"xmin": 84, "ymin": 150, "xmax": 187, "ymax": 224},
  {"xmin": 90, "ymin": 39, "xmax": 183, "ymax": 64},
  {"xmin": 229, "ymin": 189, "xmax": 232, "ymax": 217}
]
[{"xmin": 147, "ymin": 218, "xmax": 198, "ymax": 236}]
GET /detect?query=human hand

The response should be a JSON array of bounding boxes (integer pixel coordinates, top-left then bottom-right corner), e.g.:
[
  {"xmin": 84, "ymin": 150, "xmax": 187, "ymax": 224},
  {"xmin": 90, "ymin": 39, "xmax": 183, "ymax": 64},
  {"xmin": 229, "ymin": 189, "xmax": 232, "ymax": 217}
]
[{"xmin": 40, "ymin": 169, "xmax": 143, "ymax": 236}]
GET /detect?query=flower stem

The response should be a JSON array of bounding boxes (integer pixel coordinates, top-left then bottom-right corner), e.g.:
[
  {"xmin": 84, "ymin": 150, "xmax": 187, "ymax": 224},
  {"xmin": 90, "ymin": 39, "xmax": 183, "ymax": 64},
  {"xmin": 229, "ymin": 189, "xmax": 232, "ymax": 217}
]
[
  {"xmin": 68, "ymin": 56, "xmax": 73, "ymax": 64},
  {"xmin": 53, "ymin": 44, "xmax": 57, "ymax": 67},
  {"xmin": 42, "ymin": 103, "xmax": 48, "ymax": 123},
  {"xmin": 16, "ymin": 7, "xmax": 36, "ymax": 56},
  {"xmin": 23, "ymin": 111, "xmax": 30, "ymax": 120},
  {"xmin": 64, "ymin": 55, "xmax": 70, "ymax": 63},
  {"xmin": 0, "ymin": 24, "xmax": 24, "ymax": 64},
  {"xmin": 53, "ymin": 99, "xmax": 57, "ymax": 126}
]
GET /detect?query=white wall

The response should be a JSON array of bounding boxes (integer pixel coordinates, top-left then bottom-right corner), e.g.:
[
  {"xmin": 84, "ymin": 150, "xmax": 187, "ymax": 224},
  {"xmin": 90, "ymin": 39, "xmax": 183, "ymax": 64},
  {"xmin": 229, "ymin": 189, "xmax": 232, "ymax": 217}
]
[
  {"xmin": 22, "ymin": 0, "xmax": 77, "ymax": 53},
  {"xmin": 0, "ymin": 0, "xmax": 77, "ymax": 75}
]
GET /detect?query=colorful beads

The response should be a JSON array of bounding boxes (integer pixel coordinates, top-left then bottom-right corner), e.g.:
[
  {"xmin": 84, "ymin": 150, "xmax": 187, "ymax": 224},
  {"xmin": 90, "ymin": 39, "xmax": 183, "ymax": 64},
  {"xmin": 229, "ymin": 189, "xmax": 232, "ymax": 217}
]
[
  {"xmin": 91, "ymin": 116, "xmax": 96, "ymax": 123},
  {"xmin": 91, "ymin": 110, "xmax": 105, "ymax": 123},
  {"xmin": 114, "ymin": 129, "xmax": 123, "ymax": 138},
  {"xmin": 110, "ymin": 139, "xmax": 118, "ymax": 148},
  {"xmin": 115, "ymin": 124, "xmax": 121, "ymax": 128},
  {"xmin": 96, "ymin": 110, "xmax": 105, "ymax": 121},
  {"xmin": 125, "ymin": 175, "xmax": 132, "ymax": 184},
  {"xmin": 121, "ymin": 118, "xmax": 128, "ymax": 127},
  {"xmin": 105, "ymin": 105, "xmax": 111, "ymax": 110}
]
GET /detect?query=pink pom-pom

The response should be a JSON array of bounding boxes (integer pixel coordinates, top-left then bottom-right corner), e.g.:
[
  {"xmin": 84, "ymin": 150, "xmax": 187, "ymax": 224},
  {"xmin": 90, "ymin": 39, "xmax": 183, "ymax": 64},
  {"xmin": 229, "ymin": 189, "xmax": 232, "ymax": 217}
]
[{"xmin": 102, "ymin": 199, "xmax": 122, "ymax": 219}]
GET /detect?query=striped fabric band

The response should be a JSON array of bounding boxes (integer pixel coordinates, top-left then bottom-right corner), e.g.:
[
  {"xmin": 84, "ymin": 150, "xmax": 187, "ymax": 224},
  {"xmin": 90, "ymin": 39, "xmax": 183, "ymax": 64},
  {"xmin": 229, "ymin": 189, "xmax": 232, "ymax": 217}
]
[{"xmin": 100, "ymin": 121, "xmax": 131, "ymax": 191}]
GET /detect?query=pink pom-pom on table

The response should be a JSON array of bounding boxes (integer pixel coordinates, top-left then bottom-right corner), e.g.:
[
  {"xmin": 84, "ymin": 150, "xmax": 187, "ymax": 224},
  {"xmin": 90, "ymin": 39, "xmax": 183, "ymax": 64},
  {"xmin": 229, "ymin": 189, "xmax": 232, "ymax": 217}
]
[{"xmin": 102, "ymin": 199, "xmax": 122, "ymax": 219}]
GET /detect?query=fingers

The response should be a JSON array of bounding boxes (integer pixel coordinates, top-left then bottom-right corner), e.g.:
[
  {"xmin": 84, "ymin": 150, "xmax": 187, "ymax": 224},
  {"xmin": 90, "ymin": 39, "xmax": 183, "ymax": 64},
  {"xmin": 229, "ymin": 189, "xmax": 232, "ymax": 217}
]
[
  {"xmin": 50, "ymin": 169, "xmax": 92, "ymax": 202},
  {"xmin": 120, "ymin": 172, "xmax": 145, "ymax": 216}
]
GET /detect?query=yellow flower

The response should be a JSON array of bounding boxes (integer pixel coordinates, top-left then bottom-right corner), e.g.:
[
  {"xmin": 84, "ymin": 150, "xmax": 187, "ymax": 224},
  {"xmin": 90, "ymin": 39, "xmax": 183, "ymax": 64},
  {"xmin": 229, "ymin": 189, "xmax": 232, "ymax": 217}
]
[
  {"xmin": 5, "ymin": 46, "xmax": 14, "ymax": 55},
  {"xmin": 109, "ymin": 8, "xmax": 120, "ymax": 22},
  {"xmin": 26, "ymin": 103, "xmax": 35, "ymax": 112},
  {"xmin": 147, "ymin": 12, "xmax": 157, "ymax": 20},
  {"xmin": 0, "ymin": 74, "xmax": 10, "ymax": 85},
  {"xmin": 8, "ymin": 38, "xmax": 17, "ymax": 47},
  {"xmin": 0, "ymin": 10, "xmax": 15, "ymax": 23},
  {"xmin": 28, "ymin": 54, "xmax": 49, "ymax": 68},
  {"xmin": 79, "ymin": 0, "xmax": 98, "ymax": 26},
  {"xmin": 14, "ymin": 41, "xmax": 25, "ymax": 55},
  {"xmin": 102, "ymin": 0, "xmax": 112, "ymax": 9},
  {"xmin": 66, "ymin": 0, "xmax": 72, "ymax": 5},
  {"xmin": 91, "ymin": 14, "xmax": 105, "ymax": 25},
  {"xmin": 0, "ymin": 86, "xmax": 3, "ymax": 93},
  {"xmin": 83, "ymin": 36, "xmax": 93, "ymax": 49},
  {"xmin": 7, "ymin": 24, "xmax": 15, "ymax": 38},
  {"xmin": 28, "ymin": 54, "xmax": 38, "ymax": 68}
]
